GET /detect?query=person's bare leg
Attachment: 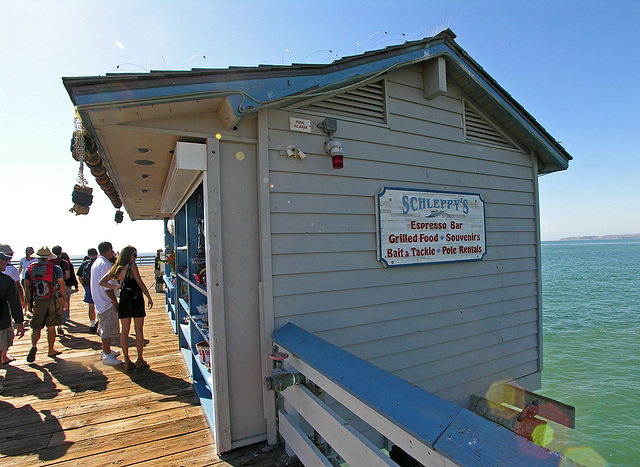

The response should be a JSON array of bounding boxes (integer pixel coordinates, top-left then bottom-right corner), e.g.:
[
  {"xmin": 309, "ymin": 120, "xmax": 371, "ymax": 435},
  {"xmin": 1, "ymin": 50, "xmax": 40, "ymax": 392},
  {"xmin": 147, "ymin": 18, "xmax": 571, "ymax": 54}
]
[
  {"xmin": 46, "ymin": 326, "xmax": 56, "ymax": 355},
  {"xmin": 102, "ymin": 337, "xmax": 111, "ymax": 355},
  {"xmin": 31, "ymin": 327, "xmax": 41, "ymax": 347},
  {"xmin": 120, "ymin": 318, "xmax": 132, "ymax": 363},
  {"xmin": 133, "ymin": 317, "xmax": 145, "ymax": 361}
]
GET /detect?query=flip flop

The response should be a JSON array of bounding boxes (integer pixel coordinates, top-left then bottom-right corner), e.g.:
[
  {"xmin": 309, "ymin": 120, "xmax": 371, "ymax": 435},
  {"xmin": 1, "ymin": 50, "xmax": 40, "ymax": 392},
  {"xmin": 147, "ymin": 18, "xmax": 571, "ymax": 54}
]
[
  {"xmin": 27, "ymin": 347, "xmax": 37, "ymax": 363},
  {"xmin": 48, "ymin": 350, "xmax": 62, "ymax": 357},
  {"xmin": 2, "ymin": 357, "xmax": 16, "ymax": 364}
]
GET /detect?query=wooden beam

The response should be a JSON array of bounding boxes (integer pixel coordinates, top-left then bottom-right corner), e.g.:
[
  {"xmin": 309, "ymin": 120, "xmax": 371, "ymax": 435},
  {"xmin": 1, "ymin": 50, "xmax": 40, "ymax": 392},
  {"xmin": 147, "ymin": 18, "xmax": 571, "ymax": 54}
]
[
  {"xmin": 423, "ymin": 57, "xmax": 447, "ymax": 100},
  {"xmin": 278, "ymin": 410, "xmax": 334, "ymax": 467},
  {"xmin": 476, "ymin": 383, "xmax": 575, "ymax": 429},
  {"xmin": 217, "ymin": 97, "xmax": 241, "ymax": 130},
  {"xmin": 281, "ymin": 385, "xmax": 398, "ymax": 467}
]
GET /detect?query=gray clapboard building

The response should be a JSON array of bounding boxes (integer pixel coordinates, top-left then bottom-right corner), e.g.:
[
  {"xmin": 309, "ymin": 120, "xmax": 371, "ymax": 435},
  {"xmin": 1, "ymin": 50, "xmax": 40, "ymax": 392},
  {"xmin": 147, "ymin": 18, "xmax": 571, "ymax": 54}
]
[{"xmin": 64, "ymin": 29, "xmax": 571, "ymax": 456}]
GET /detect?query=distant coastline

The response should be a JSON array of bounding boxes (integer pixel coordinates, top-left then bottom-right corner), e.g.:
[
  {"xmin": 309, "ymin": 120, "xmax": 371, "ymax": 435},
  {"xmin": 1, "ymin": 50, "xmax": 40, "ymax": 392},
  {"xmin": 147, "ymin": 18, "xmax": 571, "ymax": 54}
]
[{"xmin": 559, "ymin": 233, "xmax": 640, "ymax": 241}]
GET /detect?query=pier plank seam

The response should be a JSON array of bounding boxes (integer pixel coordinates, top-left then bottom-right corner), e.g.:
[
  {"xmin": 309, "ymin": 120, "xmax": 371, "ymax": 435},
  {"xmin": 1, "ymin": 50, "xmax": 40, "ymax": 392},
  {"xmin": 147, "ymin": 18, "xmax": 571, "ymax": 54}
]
[{"xmin": 0, "ymin": 265, "xmax": 300, "ymax": 466}]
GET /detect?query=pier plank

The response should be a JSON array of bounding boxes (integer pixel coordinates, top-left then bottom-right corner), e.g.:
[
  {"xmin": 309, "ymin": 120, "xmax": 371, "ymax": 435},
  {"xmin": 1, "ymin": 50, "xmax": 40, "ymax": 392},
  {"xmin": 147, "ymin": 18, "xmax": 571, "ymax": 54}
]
[{"xmin": 0, "ymin": 265, "xmax": 300, "ymax": 466}]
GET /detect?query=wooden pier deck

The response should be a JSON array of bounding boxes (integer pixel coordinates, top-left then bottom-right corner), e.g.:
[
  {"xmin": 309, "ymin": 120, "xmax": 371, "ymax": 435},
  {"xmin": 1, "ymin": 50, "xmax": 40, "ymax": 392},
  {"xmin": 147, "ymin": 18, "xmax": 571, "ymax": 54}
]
[{"xmin": 0, "ymin": 265, "xmax": 300, "ymax": 466}]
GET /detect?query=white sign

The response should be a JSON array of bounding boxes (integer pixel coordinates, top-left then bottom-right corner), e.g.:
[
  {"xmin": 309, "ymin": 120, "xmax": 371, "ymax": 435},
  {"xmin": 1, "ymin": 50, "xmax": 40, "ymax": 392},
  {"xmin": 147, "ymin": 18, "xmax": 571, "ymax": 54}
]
[
  {"xmin": 376, "ymin": 187, "xmax": 486, "ymax": 267},
  {"xmin": 289, "ymin": 117, "xmax": 312, "ymax": 133}
]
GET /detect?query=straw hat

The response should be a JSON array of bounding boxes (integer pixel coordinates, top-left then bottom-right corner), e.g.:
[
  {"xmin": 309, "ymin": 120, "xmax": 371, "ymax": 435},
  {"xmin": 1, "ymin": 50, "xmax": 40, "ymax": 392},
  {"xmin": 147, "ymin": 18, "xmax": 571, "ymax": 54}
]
[
  {"xmin": 33, "ymin": 246, "xmax": 57, "ymax": 259},
  {"xmin": 0, "ymin": 244, "xmax": 14, "ymax": 258}
]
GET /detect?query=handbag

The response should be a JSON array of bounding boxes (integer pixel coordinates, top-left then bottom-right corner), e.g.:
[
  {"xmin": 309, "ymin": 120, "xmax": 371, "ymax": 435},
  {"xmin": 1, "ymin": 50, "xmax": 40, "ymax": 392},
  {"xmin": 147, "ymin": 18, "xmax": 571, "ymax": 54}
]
[{"xmin": 120, "ymin": 264, "xmax": 142, "ymax": 302}]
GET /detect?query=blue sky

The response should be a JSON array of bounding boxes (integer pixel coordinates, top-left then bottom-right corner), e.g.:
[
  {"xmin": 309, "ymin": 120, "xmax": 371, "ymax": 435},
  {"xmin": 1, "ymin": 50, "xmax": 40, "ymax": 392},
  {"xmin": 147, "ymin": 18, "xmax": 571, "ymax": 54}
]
[{"xmin": 2, "ymin": 0, "xmax": 639, "ymax": 256}]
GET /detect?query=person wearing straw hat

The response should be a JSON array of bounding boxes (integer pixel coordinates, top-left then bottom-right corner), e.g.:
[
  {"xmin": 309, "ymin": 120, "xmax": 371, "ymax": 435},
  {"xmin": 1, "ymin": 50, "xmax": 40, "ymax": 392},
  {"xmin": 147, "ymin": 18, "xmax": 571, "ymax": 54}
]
[
  {"xmin": 24, "ymin": 246, "xmax": 67, "ymax": 362},
  {"xmin": 0, "ymin": 249, "xmax": 25, "ymax": 392}
]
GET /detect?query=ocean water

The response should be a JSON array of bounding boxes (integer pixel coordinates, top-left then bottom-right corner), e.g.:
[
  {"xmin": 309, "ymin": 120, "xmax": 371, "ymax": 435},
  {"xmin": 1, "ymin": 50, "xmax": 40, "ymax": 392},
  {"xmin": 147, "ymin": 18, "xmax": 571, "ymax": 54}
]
[{"xmin": 539, "ymin": 240, "xmax": 640, "ymax": 466}]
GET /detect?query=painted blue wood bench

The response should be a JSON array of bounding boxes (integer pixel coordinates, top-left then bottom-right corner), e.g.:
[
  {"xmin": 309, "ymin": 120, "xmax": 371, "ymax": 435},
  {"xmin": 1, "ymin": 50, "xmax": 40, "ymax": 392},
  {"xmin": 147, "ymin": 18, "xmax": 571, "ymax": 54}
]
[{"xmin": 272, "ymin": 322, "xmax": 567, "ymax": 466}]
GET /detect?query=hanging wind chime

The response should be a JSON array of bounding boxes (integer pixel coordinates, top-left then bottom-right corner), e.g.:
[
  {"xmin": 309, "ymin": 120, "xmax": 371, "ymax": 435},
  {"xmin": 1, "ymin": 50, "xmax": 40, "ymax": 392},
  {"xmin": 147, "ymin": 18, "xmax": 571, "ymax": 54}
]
[{"xmin": 69, "ymin": 117, "xmax": 94, "ymax": 215}]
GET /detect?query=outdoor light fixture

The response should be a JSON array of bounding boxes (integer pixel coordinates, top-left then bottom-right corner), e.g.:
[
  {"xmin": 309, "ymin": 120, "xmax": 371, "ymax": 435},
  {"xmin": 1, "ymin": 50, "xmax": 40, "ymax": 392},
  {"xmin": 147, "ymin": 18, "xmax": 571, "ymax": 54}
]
[
  {"xmin": 286, "ymin": 145, "xmax": 306, "ymax": 159},
  {"xmin": 321, "ymin": 118, "xmax": 343, "ymax": 169},
  {"xmin": 325, "ymin": 139, "xmax": 344, "ymax": 169}
]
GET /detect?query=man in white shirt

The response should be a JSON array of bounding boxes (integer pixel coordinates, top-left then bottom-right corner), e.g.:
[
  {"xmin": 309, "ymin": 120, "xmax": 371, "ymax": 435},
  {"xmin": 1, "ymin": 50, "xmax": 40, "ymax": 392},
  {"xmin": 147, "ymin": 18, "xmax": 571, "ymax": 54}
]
[{"xmin": 90, "ymin": 241, "xmax": 122, "ymax": 366}]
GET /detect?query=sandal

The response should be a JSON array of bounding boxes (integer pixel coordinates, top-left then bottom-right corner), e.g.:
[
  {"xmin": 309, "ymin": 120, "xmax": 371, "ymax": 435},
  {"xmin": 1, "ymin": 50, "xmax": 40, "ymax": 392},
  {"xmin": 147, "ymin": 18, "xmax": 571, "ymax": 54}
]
[
  {"xmin": 48, "ymin": 350, "xmax": 62, "ymax": 357},
  {"xmin": 135, "ymin": 360, "xmax": 149, "ymax": 369},
  {"xmin": 2, "ymin": 356, "xmax": 16, "ymax": 364},
  {"xmin": 27, "ymin": 347, "xmax": 37, "ymax": 363},
  {"xmin": 124, "ymin": 361, "xmax": 136, "ymax": 371}
]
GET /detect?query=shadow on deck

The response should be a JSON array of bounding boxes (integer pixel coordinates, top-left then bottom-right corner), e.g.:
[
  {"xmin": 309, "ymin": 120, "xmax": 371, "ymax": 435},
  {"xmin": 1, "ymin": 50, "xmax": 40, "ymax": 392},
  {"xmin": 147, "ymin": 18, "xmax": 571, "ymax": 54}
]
[{"xmin": 0, "ymin": 265, "xmax": 299, "ymax": 466}]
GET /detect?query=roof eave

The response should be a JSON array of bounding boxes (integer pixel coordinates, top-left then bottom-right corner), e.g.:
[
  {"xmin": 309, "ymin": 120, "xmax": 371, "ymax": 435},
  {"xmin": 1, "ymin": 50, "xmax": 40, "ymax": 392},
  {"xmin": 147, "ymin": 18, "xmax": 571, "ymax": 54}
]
[{"xmin": 63, "ymin": 29, "xmax": 570, "ymax": 173}]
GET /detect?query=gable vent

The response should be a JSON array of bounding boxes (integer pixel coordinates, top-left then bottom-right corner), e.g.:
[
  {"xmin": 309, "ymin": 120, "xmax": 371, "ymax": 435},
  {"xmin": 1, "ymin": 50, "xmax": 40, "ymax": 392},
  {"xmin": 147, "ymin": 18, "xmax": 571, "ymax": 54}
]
[
  {"xmin": 300, "ymin": 80, "xmax": 386, "ymax": 123},
  {"xmin": 464, "ymin": 101, "xmax": 516, "ymax": 150}
]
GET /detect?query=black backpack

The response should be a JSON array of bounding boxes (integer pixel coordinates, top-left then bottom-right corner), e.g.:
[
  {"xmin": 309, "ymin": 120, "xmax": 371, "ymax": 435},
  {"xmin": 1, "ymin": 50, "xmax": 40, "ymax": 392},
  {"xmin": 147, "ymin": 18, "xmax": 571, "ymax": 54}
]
[{"xmin": 79, "ymin": 258, "xmax": 96, "ymax": 286}]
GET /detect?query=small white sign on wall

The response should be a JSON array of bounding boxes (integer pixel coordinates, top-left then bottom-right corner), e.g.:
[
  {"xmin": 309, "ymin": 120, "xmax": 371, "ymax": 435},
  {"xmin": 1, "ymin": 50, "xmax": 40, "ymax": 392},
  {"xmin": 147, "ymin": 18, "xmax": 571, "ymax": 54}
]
[
  {"xmin": 289, "ymin": 117, "xmax": 312, "ymax": 132},
  {"xmin": 376, "ymin": 187, "xmax": 486, "ymax": 267}
]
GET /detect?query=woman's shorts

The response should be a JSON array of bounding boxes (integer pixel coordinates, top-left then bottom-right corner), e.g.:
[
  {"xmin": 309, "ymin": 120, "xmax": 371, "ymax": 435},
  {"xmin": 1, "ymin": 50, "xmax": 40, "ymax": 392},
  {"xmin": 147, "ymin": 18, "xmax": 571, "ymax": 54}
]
[{"xmin": 118, "ymin": 306, "xmax": 146, "ymax": 320}]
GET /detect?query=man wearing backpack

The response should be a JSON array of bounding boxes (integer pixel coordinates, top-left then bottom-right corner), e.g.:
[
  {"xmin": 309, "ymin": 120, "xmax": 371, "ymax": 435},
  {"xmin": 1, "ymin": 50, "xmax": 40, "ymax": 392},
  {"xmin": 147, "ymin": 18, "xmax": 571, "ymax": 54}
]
[
  {"xmin": 24, "ymin": 246, "xmax": 67, "ymax": 362},
  {"xmin": 77, "ymin": 248, "xmax": 98, "ymax": 333}
]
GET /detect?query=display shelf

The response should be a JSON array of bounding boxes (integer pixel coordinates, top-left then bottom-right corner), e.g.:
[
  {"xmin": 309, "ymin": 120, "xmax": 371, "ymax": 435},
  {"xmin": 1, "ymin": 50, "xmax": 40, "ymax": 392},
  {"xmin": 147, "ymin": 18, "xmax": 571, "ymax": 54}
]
[
  {"xmin": 193, "ymin": 357, "xmax": 212, "ymax": 392},
  {"xmin": 179, "ymin": 322, "xmax": 191, "ymax": 343},
  {"xmin": 191, "ymin": 315, "xmax": 210, "ymax": 341},
  {"xmin": 192, "ymin": 282, "xmax": 207, "ymax": 295},
  {"xmin": 180, "ymin": 347, "xmax": 193, "ymax": 373},
  {"xmin": 193, "ymin": 378, "xmax": 216, "ymax": 434},
  {"xmin": 166, "ymin": 305, "xmax": 177, "ymax": 332},
  {"xmin": 165, "ymin": 181, "xmax": 214, "ymax": 443},
  {"xmin": 163, "ymin": 274, "xmax": 177, "ymax": 335},
  {"xmin": 177, "ymin": 273, "xmax": 206, "ymax": 291}
]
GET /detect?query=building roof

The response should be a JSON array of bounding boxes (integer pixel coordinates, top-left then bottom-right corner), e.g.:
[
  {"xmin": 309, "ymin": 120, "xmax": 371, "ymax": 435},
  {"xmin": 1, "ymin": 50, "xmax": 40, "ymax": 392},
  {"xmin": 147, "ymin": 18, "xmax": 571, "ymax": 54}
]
[{"xmin": 63, "ymin": 30, "xmax": 571, "ymax": 220}]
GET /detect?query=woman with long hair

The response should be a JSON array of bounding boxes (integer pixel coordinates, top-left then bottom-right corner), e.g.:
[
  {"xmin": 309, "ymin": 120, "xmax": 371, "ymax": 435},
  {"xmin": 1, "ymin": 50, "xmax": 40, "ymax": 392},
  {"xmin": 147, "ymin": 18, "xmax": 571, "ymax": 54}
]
[{"xmin": 99, "ymin": 245, "xmax": 153, "ymax": 370}]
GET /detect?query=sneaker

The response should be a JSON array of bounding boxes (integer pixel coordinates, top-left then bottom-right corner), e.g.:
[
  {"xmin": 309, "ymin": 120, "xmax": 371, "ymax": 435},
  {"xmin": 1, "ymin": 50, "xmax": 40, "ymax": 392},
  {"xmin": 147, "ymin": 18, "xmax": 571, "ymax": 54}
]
[
  {"xmin": 89, "ymin": 325, "xmax": 97, "ymax": 334},
  {"xmin": 101, "ymin": 353, "xmax": 122, "ymax": 366},
  {"xmin": 135, "ymin": 360, "xmax": 149, "ymax": 369},
  {"xmin": 101, "ymin": 349, "xmax": 120, "ymax": 359}
]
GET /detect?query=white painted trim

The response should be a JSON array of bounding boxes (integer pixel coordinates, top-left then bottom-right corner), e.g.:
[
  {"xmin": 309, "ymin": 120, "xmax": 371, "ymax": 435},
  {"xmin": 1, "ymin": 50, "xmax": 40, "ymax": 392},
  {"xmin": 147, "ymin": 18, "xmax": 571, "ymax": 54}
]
[
  {"xmin": 230, "ymin": 433, "xmax": 268, "ymax": 450},
  {"xmin": 423, "ymin": 56, "xmax": 447, "ymax": 99},
  {"xmin": 280, "ymin": 349, "xmax": 455, "ymax": 467},
  {"xmin": 204, "ymin": 136, "xmax": 232, "ymax": 453},
  {"xmin": 532, "ymin": 151, "xmax": 544, "ymax": 372},
  {"xmin": 279, "ymin": 410, "xmax": 333, "ymax": 467},
  {"xmin": 281, "ymin": 384, "xmax": 398, "ymax": 467},
  {"xmin": 171, "ymin": 172, "xmax": 204, "ymax": 215},
  {"xmin": 256, "ymin": 110, "xmax": 278, "ymax": 444}
]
